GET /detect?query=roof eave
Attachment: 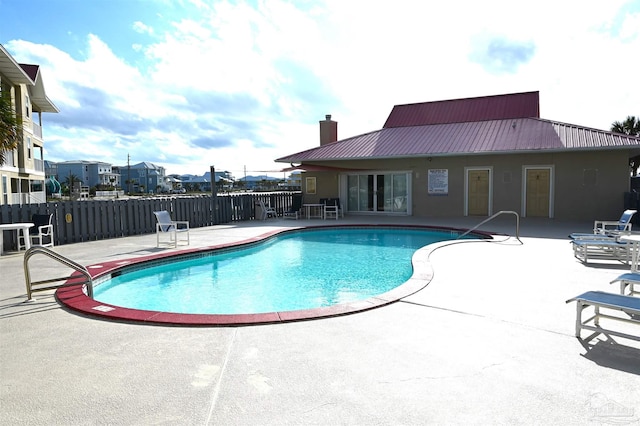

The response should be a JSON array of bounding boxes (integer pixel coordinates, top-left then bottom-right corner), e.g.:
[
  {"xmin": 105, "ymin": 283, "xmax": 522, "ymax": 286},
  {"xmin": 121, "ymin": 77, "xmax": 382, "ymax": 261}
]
[
  {"xmin": 32, "ymin": 95, "xmax": 59, "ymax": 113},
  {"xmin": 0, "ymin": 45, "xmax": 35, "ymax": 85},
  {"xmin": 278, "ymin": 144, "xmax": 640, "ymax": 164}
]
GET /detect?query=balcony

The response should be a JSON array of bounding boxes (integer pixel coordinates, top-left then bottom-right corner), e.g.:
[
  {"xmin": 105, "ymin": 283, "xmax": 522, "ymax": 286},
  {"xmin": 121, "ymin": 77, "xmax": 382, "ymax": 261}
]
[
  {"xmin": 1, "ymin": 150, "xmax": 16, "ymax": 168},
  {"xmin": 32, "ymin": 122, "xmax": 42, "ymax": 139}
]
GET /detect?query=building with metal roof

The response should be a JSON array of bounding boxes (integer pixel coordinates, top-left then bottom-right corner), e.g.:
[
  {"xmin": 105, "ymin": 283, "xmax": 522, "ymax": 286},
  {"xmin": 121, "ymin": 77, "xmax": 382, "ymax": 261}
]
[{"xmin": 276, "ymin": 92, "xmax": 640, "ymax": 221}]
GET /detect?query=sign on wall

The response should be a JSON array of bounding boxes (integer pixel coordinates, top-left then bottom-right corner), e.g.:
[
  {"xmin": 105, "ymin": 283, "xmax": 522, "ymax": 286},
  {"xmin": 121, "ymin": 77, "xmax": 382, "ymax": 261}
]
[
  {"xmin": 428, "ymin": 169, "xmax": 448, "ymax": 195},
  {"xmin": 305, "ymin": 177, "xmax": 316, "ymax": 194}
]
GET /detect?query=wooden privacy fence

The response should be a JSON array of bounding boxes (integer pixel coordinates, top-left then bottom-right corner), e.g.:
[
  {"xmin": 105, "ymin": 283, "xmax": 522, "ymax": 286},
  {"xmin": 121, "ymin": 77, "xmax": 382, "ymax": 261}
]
[{"xmin": 0, "ymin": 192, "xmax": 300, "ymax": 251}]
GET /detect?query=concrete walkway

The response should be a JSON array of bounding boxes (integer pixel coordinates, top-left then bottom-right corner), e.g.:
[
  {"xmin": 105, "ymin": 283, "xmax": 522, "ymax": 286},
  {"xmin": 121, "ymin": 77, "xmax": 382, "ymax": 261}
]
[{"xmin": 1, "ymin": 216, "xmax": 639, "ymax": 425}]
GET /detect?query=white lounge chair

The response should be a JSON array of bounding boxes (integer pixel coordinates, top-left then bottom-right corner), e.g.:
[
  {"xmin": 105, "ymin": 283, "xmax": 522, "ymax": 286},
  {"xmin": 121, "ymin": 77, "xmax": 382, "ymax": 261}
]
[
  {"xmin": 610, "ymin": 272, "xmax": 640, "ymax": 296},
  {"xmin": 595, "ymin": 209, "xmax": 637, "ymax": 234},
  {"xmin": 153, "ymin": 210, "xmax": 189, "ymax": 248},
  {"xmin": 566, "ymin": 291, "xmax": 640, "ymax": 342},
  {"xmin": 570, "ymin": 209, "xmax": 637, "ymax": 239},
  {"xmin": 571, "ymin": 238, "xmax": 631, "ymax": 264}
]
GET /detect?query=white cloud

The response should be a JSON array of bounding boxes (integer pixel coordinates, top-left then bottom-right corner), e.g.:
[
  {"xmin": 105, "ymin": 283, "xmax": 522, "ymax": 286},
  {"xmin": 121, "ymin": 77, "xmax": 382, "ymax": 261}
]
[
  {"xmin": 6, "ymin": 0, "xmax": 640, "ymax": 177},
  {"xmin": 133, "ymin": 21, "xmax": 154, "ymax": 35}
]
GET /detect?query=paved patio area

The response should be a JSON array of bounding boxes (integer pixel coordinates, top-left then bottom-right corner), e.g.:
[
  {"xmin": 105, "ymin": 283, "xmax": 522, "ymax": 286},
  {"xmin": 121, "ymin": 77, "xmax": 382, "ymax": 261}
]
[{"xmin": 1, "ymin": 215, "xmax": 639, "ymax": 425}]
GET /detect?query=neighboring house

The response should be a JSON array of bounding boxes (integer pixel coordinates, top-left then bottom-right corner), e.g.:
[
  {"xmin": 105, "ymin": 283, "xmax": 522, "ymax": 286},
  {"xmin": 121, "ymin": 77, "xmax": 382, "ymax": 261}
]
[
  {"xmin": 180, "ymin": 170, "xmax": 235, "ymax": 192},
  {"xmin": 207, "ymin": 170, "xmax": 235, "ymax": 191},
  {"xmin": 44, "ymin": 160, "xmax": 58, "ymax": 179},
  {"xmin": 55, "ymin": 160, "xmax": 120, "ymax": 189},
  {"xmin": 165, "ymin": 174, "xmax": 183, "ymax": 191},
  {"xmin": 122, "ymin": 162, "xmax": 167, "ymax": 193},
  {"xmin": 180, "ymin": 174, "xmax": 210, "ymax": 192},
  {"xmin": 238, "ymin": 175, "xmax": 280, "ymax": 191},
  {"xmin": 0, "ymin": 44, "xmax": 58, "ymax": 205},
  {"xmin": 276, "ymin": 92, "xmax": 640, "ymax": 222},
  {"xmin": 281, "ymin": 171, "xmax": 302, "ymax": 190}
]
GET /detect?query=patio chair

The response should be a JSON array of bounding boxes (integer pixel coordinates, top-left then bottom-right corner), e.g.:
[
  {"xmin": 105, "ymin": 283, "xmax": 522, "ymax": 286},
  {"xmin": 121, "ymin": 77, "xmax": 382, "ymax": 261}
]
[
  {"xmin": 18, "ymin": 213, "xmax": 54, "ymax": 250},
  {"xmin": 283, "ymin": 194, "xmax": 303, "ymax": 219},
  {"xmin": 257, "ymin": 199, "xmax": 277, "ymax": 220},
  {"xmin": 566, "ymin": 291, "xmax": 640, "ymax": 342},
  {"xmin": 595, "ymin": 209, "xmax": 637, "ymax": 233},
  {"xmin": 153, "ymin": 210, "xmax": 189, "ymax": 248},
  {"xmin": 332, "ymin": 197, "xmax": 344, "ymax": 218},
  {"xmin": 610, "ymin": 272, "xmax": 640, "ymax": 297},
  {"xmin": 569, "ymin": 209, "xmax": 637, "ymax": 240},
  {"xmin": 323, "ymin": 198, "xmax": 339, "ymax": 220},
  {"xmin": 571, "ymin": 238, "xmax": 631, "ymax": 264}
]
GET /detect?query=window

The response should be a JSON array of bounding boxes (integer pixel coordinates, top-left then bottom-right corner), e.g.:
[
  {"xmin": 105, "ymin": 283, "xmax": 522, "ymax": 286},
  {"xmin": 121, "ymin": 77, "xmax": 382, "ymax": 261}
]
[
  {"xmin": 347, "ymin": 173, "xmax": 409, "ymax": 213},
  {"xmin": 2, "ymin": 175, "xmax": 7, "ymax": 204},
  {"xmin": 30, "ymin": 179, "xmax": 44, "ymax": 193},
  {"xmin": 25, "ymin": 94, "xmax": 30, "ymax": 118},
  {"xmin": 27, "ymin": 137, "xmax": 32, "ymax": 159}
]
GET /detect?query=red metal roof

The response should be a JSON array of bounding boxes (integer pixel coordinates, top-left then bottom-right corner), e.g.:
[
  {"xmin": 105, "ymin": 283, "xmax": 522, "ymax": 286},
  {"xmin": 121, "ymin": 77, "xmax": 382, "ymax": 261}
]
[
  {"xmin": 383, "ymin": 91, "xmax": 540, "ymax": 128},
  {"xmin": 276, "ymin": 118, "xmax": 640, "ymax": 163}
]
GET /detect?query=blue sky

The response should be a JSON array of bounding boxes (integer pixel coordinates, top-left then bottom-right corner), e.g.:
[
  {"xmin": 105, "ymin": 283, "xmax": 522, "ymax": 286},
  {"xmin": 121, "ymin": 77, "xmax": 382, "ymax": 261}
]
[{"xmin": 1, "ymin": 0, "xmax": 639, "ymax": 178}]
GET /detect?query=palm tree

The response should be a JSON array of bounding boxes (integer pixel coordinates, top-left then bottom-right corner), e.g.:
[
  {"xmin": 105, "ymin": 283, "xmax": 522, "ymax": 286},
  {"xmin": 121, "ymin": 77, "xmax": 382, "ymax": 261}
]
[
  {"xmin": 611, "ymin": 116, "xmax": 640, "ymax": 137},
  {"xmin": 614, "ymin": 116, "xmax": 640, "ymax": 175},
  {"xmin": 64, "ymin": 174, "xmax": 81, "ymax": 195},
  {"xmin": 0, "ymin": 92, "xmax": 21, "ymax": 165}
]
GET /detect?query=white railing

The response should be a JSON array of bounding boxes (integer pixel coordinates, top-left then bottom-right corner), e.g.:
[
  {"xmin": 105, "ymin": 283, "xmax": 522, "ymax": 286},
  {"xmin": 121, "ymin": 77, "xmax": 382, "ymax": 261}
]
[
  {"xmin": 8, "ymin": 191, "xmax": 46, "ymax": 205},
  {"xmin": 95, "ymin": 190, "xmax": 125, "ymax": 198},
  {"xmin": 32, "ymin": 122, "xmax": 42, "ymax": 139}
]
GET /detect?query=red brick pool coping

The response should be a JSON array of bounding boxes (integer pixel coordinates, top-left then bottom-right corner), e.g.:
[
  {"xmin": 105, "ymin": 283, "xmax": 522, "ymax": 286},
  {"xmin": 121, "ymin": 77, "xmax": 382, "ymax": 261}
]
[{"xmin": 56, "ymin": 225, "xmax": 489, "ymax": 326}]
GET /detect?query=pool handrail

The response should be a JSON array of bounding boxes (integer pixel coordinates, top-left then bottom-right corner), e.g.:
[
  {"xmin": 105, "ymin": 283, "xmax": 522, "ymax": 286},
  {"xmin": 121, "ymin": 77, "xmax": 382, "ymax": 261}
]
[
  {"xmin": 458, "ymin": 210, "xmax": 521, "ymax": 243},
  {"xmin": 23, "ymin": 246, "xmax": 93, "ymax": 300}
]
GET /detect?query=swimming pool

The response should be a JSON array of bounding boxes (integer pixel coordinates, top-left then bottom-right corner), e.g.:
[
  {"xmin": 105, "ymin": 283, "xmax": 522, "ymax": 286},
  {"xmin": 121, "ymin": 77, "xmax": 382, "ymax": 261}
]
[{"xmin": 56, "ymin": 226, "xmax": 486, "ymax": 325}]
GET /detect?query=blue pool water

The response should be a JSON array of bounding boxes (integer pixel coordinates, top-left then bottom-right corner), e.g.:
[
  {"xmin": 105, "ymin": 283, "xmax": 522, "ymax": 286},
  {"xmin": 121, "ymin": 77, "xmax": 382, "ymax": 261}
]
[{"xmin": 94, "ymin": 228, "xmax": 469, "ymax": 314}]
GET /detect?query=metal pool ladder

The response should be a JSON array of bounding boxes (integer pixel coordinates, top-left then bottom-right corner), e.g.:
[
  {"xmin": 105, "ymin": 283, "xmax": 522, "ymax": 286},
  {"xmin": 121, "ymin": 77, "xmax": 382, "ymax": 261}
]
[
  {"xmin": 23, "ymin": 246, "xmax": 93, "ymax": 300},
  {"xmin": 457, "ymin": 210, "xmax": 522, "ymax": 243}
]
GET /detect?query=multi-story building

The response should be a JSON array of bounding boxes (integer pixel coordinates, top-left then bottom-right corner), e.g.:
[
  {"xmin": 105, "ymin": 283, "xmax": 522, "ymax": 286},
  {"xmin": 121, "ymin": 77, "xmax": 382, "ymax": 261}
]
[
  {"xmin": 55, "ymin": 160, "xmax": 120, "ymax": 189},
  {"xmin": 117, "ymin": 162, "xmax": 167, "ymax": 194},
  {"xmin": 284, "ymin": 171, "xmax": 302, "ymax": 190},
  {"xmin": 0, "ymin": 44, "xmax": 58, "ymax": 205}
]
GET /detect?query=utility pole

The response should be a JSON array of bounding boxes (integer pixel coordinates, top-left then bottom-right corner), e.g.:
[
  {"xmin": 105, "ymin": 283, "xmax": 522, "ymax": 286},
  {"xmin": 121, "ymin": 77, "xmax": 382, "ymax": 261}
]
[
  {"xmin": 127, "ymin": 153, "xmax": 131, "ymax": 195},
  {"xmin": 210, "ymin": 165, "xmax": 218, "ymax": 223}
]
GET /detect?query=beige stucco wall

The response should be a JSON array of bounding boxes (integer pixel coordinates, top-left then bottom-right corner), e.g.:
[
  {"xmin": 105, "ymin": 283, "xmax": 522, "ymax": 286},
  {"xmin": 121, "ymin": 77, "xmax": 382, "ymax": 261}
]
[{"xmin": 299, "ymin": 150, "xmax": 633, "ymax": 221}]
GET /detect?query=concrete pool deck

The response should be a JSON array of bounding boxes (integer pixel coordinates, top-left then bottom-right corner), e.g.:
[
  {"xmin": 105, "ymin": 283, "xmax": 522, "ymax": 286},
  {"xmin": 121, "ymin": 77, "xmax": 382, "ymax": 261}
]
[{"xmin": 1, "ymin": 215, "xmax": 639, "ymax": 425}]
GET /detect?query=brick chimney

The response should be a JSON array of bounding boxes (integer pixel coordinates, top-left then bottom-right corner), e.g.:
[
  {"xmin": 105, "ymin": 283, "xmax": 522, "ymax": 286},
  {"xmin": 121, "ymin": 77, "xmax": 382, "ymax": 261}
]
[{"xmin": 319, "ymin": 114, "xmax": 337, "ymax": 146}]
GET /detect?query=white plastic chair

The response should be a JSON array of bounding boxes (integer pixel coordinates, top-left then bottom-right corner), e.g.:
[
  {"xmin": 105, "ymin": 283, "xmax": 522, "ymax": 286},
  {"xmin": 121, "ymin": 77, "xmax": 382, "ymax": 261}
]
[
  {"xmin": 257, "ymin": 199, "xmax": 277, "ymax": 220},
  {"xmin": 18, "ymin": 213, "xmax": 54, "ymax": 250},
  {"xmin": 153, "ymin": 210, "xmax": 189, "ymax": 248},
  {"xmin": 323, "ymin": 199, "xmax": 339, "ymax": 220}
]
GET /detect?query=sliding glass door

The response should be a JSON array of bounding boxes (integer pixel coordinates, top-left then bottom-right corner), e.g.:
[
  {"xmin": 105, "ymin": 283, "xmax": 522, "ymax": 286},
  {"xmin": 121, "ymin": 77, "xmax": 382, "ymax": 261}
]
[{"xmin": 346, "ymin": 173, "xmax": 409, "ymax": 214}]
